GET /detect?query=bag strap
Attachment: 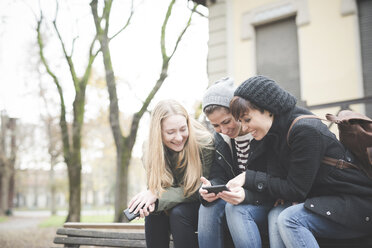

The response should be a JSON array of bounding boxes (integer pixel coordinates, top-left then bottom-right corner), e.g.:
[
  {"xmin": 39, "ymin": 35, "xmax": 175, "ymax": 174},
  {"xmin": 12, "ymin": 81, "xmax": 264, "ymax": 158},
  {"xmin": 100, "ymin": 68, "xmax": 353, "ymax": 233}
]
[
  {"xmin": 287, "ymin": 115, "xmax": 357, "ymax": 170},
  {"xmin": 286, "ymin": 115, "xmax": 322, "ymax": 145}
]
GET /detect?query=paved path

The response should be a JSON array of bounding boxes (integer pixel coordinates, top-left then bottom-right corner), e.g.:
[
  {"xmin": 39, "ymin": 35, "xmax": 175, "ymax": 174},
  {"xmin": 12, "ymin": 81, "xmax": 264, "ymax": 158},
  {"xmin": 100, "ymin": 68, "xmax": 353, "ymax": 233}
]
[{"xmin": 0, "ymin": 215, "xmax": 59, "ymax": 248}]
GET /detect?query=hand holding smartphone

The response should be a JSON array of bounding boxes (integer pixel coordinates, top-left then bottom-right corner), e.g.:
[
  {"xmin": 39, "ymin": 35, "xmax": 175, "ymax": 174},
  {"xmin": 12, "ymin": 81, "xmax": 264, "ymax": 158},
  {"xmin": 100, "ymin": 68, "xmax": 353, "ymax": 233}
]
[
  {"xmin": 123, "ymin": 208, "xmax": 140, "ymax": 221},
  {"xmin": 202, "ymin": 184, "xmax": 230, "ymax": 194}
]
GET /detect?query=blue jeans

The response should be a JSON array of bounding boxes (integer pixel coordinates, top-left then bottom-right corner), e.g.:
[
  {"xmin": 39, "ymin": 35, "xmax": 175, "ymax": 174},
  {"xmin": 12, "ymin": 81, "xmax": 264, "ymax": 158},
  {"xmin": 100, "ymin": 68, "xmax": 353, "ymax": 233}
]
[
  {"xmin": 225, "ymin": 202, "xmax": 282, "ymax": 248},
  {"xmin": 198, "ymin": 199, "xmax": 232, "ymax": 248},
  {"xmin": 277, "ymin": 203, "xmax": 372, "ymax": 248},
  {"xmin": 268, "ymin": 203, "xmax": 291, "ymax": 248}
]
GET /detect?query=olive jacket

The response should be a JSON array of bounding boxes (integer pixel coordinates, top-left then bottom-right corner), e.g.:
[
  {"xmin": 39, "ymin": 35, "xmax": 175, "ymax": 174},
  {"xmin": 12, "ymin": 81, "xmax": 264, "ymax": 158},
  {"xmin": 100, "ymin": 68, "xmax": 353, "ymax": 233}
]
[{"xmin": 156, "ymin": 146, "xmax": 215, "ymax": 212}]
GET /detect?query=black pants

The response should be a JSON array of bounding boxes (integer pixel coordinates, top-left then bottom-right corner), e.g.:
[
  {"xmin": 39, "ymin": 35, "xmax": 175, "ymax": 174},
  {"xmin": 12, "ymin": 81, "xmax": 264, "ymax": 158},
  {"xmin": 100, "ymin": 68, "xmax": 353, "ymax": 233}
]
[{"xmin": 145, "ymin": 202, "xmax": 200, "ymax": 248}]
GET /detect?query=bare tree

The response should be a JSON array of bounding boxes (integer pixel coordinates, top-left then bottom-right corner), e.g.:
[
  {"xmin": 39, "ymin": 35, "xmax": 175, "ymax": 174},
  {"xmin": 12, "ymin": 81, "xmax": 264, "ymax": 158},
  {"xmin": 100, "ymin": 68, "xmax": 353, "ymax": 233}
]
[
  {"xmin": 36, "ymin": 2, "xmax": 100, "ymax": 221},
  {"xmin": 91, "ymin": 0, "xmax": 200, "ymax": 221},
  {"xmin": 0, "ymin": 111, "xmax": 17, "ymax": 215},
  {"xmin": 39, "ymin": 83, "xmax": 63, "ymax": 215}
]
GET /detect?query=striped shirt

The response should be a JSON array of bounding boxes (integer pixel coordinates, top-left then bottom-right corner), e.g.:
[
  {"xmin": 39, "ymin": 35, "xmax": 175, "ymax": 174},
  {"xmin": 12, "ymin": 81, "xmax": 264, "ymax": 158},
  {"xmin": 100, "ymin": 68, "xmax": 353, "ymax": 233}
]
[{"xmin": 234, "ymin": 133, "xmax": 252, "ymax": 172}]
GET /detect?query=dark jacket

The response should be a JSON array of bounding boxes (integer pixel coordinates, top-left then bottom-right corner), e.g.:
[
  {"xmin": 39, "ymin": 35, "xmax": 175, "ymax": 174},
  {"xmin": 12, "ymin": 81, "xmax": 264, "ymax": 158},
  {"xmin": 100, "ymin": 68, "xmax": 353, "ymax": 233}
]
[
  {"xmin": 202, "ymin": 132, "xmax": 274, "ymax": 206},
  {"xmin": 244, "ymin": 106, "xmax": 372, "ymax": 231}
]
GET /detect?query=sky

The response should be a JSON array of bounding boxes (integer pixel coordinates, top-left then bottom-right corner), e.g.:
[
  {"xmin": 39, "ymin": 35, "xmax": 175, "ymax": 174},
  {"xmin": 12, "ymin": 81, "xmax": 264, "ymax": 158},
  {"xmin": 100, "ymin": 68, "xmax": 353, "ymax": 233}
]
[{"xmin": 0, "ymin": 0, "xmax": 210, "ymax": 159}]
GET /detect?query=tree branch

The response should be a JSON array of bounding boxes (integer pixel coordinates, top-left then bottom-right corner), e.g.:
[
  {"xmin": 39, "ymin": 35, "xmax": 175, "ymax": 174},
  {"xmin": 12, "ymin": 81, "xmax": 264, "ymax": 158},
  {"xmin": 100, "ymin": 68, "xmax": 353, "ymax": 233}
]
[
  {"xmin": 36, "ymin": 12, "xmax": 71, "ymax": 162},
  {"xmin": 168, "ymin": 2, "xmax": 197, "ymax": 61},
  {"xmin": 71, "ymin": 35, "xmax": 79, "ymax": 56},
  {"xmin": 188, "ymin": 4, "xmax": 206, "ymax": 17},
  {"xmin": 109, "ymin": 0, "xmax": 135, "ymax": 41},
  {"xmin": 90, "ymin": 0, "xmax": 102, "ymax": 34},
  {"xmin": 161, "ymin": 0, "xmax": 176, "ymax": 62},
  {"xmin": 52, "ymin": 1, "xmax": 79, "ymax": 89}
]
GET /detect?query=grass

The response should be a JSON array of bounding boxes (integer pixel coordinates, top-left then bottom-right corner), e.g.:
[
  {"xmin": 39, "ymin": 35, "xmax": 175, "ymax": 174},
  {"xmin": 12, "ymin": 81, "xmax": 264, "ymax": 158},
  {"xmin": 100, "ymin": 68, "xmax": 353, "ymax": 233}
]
[
  {"xmin": 0, "ymin": 216, "xmax": 7, "ymax": 223},
  {"xmin": 39, "ymin": 214, "xmax": 115, "ymax": 228},
  {"xmin": 38, "ymin": 214, "xmax": 144, "ymax": 228}
]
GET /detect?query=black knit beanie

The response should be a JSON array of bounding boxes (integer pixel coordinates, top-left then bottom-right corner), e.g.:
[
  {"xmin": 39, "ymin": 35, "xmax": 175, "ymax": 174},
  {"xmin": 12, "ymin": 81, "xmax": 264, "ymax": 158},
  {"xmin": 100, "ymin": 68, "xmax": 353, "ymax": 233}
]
[{"xmin": 234, "ymin": 75, "xmax": 297, "ymax": 115}]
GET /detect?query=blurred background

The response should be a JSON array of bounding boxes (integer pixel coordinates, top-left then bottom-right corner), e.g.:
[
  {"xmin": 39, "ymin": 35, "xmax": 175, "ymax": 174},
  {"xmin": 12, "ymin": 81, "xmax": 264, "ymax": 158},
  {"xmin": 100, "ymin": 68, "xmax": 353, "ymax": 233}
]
[{"xmin": 0, "ymin": 0, "xmax": 371, "ymax": 247}]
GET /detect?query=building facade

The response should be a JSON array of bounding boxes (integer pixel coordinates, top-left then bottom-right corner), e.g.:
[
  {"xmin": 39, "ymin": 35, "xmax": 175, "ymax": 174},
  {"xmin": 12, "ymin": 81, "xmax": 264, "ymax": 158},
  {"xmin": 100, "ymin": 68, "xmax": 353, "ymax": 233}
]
[{"xmin": 197, "ymin": 0, "xmax": 372, "ymax": 116}]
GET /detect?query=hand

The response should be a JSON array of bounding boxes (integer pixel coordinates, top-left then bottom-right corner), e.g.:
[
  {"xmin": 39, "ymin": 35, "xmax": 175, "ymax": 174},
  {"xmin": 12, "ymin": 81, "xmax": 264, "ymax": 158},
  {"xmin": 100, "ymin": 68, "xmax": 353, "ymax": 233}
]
[
  {"xmin": 226, "ymin": 172, "xmax": 246, "ymax": 189},
  {"xmin": 218, "ymin": 186, "xmax": 245, "ymax": 205},
  {"xmin": 128, "ymin": 190, "xmax": 157, "ymax": 218},
  {"xmin": 273, "ymin": 199, "xmax": 298, "ymax": 207},
  {"xmin": 199, "ymin": 177, "xmax": 219, "ymax": 202},
  {"xmin": 274, "ymin": 199, "xmax": 284, "ymax": 207}
]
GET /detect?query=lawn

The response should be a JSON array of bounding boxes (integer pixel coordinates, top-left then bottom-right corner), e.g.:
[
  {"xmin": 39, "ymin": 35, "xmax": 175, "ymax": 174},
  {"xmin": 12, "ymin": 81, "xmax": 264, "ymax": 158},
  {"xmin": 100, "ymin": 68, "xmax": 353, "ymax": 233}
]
[{"xmin": 0, "ymin": 216, "xmax": 7, "ymax": 223}]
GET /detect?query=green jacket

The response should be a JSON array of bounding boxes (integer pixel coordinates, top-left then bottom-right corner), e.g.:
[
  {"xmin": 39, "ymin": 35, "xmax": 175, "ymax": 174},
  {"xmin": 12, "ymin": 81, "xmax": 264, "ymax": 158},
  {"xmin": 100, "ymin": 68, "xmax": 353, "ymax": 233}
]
[{"xmin": 156, "ymin": 146, "xmax": 214, "ymax": 212}]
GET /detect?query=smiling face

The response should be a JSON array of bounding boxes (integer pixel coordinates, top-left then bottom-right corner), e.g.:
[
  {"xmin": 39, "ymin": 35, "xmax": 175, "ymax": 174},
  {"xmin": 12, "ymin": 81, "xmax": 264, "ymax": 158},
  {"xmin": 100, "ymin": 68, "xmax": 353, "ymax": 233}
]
[
  {"xmin": 239, "ymin": 108, "xmax": 274, "ymax": 140},
  {"xmin": 207, "ymin": 108, "xmax": 242, "ymax": 138},
  {"xmin": 161, "ymin": 114, "xmax": 189, "ymax": 152}
]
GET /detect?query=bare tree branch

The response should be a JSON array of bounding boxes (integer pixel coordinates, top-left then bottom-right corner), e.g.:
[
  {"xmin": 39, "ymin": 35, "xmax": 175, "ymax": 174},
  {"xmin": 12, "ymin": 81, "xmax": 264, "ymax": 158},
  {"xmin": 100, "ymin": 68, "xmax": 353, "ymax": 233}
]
[
  {"xmin": 52, "ymin": 1, "xmax": 78, "ymax": 88},
  {"xmin": 188, "ymin": 3, "xmax": 206, "ymax": 17},
  {"xmin": 36, "ymin": 13, "xmax": 71, "ymax": 162},
  {"xmin": 109, "ymin": 0, "xmax": 135, "ymax": 41},
  {"xmin": 168, "ymin": 3, "xmax": 198, "ymax": 61},
  {"xmin": 160, "ymin": 0, "xmax": 176, "ymax": 62},
  {"xmin": 71, "ymin": 36, "xmax": 79, "ymax": 56}
]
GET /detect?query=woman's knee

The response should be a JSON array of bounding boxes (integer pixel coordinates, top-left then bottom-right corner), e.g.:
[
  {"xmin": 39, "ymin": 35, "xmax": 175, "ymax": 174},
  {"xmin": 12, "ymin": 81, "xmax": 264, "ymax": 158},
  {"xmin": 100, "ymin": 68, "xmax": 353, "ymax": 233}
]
[
  {"xmin": 199, "ymin": 199, "xmax": 226, "ymax": 220},
  {"xmin": 277, "ymin": 204, "xmax": 304, "ymax": 232},
  {"xmin": 169, "ymin": 203, "xmax": 199, "ymax": 226},
  {"xmin": 224, "ymin": 202, "xmax": 237, "ymax": 218},
  {"xmin": 225, "ymin": 203, "xmax": 256, "ymax": 221}
]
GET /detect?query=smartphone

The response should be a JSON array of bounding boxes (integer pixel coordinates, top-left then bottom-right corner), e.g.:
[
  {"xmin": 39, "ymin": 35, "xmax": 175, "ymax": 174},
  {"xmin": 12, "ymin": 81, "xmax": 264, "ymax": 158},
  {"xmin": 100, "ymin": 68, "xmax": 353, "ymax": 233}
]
[
  {"xmin": 123, "ymin": 208, "xmax": 140, "ymax": 222},
  {"xmin": 202, "ymin": 185, "xmax": 230, "ymax": 194}
]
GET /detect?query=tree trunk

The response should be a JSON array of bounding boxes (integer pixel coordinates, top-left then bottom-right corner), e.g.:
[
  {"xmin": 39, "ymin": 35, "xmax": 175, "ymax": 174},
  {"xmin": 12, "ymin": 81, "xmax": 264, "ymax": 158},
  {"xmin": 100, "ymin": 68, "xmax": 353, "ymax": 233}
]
[
  {"xmin": 115, "ymin": 141, "xmax": 134, "ymax": 221},
  {"xmin": 66, "ymin": 157, "xmax": 81, "ymax": 222},
  {"xmin": 50, "ymin": 161, "xmax": 57, "ymax": 215},
  {"xmin": 0, "ymin": 114, "xmax": 17, "ymax": 215},
  {"xmin": 0, "ymin": 169, "xmax": 10, "ymax": 214}
]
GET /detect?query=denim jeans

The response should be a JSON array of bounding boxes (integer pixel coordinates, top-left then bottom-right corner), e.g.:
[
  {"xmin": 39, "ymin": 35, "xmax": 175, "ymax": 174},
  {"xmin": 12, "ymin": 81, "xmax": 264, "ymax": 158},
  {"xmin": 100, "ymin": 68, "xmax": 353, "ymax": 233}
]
[
  {"xmin": 268, "ymin": 203, "xmax": 291, "ymax": 248},
  {"xmin": 145, "ymin": 202, "xmax": 200, "ymax": 248},
  {"xmin": 224, "ymin": 202, "xmax": 280, "ymax": 248},
  {"xmin": 277, "ymin": 203, "xmax": 372, "ymax": 248},
  {"xmin": 198, "ymin": 199, "xmax": 233, "ymax": 248}
]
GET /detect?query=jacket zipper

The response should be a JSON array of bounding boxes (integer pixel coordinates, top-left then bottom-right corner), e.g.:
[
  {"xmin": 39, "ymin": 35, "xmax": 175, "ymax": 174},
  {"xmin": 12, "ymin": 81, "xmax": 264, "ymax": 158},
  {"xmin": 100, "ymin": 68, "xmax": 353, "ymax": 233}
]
[{"xmin": 216, "ymin": 150, "xmax": 236, "ymax": 177}]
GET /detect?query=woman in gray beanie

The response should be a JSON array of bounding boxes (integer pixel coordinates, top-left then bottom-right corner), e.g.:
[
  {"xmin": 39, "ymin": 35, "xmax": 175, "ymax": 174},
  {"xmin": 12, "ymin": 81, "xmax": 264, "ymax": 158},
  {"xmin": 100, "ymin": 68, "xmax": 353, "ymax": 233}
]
[
  {"xmin": 225, "ymin": 75, "xmax": 372, "ymax": 248},
  {"xmin": 198, "ymin": 77, "xmax": 275, "ymax": 248}
]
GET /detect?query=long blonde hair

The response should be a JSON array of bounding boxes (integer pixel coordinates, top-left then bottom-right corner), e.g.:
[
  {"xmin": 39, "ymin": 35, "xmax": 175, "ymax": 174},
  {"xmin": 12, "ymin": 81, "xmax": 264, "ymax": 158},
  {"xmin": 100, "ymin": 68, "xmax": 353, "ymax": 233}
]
[{"xmin": 146, "ymin": 99, "xmax": 213, "ymax": 197}]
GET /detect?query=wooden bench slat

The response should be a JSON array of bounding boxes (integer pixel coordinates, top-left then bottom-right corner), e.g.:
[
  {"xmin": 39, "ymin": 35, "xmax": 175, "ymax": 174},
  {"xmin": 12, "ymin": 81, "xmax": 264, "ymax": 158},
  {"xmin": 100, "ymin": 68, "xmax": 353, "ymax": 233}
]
[
  {"xmin": 57, "ymin": 228, "xmax": 145, "ymax": 240},
  {"xmin": 54, "ymin": 236, "xmax": 146, "ymax": 248},
  {"xmin": 63, "ymin": 222, "xmax": 144, "ymax": 230}
]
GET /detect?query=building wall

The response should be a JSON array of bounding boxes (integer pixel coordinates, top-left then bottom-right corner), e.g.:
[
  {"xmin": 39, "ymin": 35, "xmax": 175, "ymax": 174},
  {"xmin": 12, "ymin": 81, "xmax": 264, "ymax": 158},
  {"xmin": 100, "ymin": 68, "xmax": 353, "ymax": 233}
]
[{"xmin": 207, "ymin": 0, "xmax": 364, "ymax": 115}]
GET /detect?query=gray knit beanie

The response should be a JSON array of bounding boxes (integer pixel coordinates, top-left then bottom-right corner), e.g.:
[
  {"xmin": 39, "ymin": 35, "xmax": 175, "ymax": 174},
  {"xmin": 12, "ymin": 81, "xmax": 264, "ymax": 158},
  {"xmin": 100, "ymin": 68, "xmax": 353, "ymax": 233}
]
[
  {"xmin": 202, "ymin": 77, "xmax": 235, "ymax": 111},
  {"xmin": 234, "ymin": 75, "xmax": 297, "ymax": 115}
]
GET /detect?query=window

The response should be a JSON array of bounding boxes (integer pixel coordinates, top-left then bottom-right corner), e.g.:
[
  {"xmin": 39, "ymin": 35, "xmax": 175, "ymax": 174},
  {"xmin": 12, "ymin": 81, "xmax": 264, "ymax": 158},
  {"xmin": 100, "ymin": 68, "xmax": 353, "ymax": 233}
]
[{"xmin": 255, "ymin": 16, "xmax": 302, "ymax": 105}]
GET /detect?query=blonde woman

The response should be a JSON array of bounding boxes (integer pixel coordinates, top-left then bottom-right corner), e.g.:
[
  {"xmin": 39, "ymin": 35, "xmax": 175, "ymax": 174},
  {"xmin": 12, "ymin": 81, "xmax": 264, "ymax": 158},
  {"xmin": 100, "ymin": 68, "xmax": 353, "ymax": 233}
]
[{"xmin": 128, "ymin": 99, "xmax": 214, "ymax": 248}]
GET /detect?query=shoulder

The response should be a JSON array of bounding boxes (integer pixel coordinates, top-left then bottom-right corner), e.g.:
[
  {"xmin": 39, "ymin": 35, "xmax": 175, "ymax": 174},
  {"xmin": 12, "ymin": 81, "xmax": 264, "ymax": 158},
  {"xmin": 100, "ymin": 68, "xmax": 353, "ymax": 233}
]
[
  {"xmin": 288, "ymin": 117, "xmax": 334, "ymax": 146},
  {"xmin": 213, "ymin": 132, "xmax": 234, "ymax": 153}
]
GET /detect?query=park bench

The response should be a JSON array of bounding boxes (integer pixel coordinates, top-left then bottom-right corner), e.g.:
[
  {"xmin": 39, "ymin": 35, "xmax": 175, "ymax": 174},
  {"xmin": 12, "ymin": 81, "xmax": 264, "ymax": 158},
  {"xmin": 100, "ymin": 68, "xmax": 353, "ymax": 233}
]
[
  {"xmin": 53, "ymin": 222, "xmax": 161, "ymax": 248},
  {"xmin": 54, "ymin": 222, "xmax": 372, "ymax": 247}
]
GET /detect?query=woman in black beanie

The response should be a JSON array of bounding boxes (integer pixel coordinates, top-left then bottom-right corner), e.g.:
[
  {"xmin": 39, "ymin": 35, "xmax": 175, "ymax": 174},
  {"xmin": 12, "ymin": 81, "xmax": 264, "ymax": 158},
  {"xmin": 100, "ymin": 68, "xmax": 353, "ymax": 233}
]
[{"xmin": 223, "ymin": 75, "xmax": 372, "ymax": 248}]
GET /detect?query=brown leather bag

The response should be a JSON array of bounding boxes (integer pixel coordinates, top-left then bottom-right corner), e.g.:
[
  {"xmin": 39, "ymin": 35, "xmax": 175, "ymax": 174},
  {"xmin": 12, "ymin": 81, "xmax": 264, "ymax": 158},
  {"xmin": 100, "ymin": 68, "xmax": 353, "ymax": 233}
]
[
  {"xmin": 287, "ymin": 110, "xmax": 372, "ymax": 179},
  {"xmin": 326, "ymin": 110, "xmax": 372, "ymax": 178}
]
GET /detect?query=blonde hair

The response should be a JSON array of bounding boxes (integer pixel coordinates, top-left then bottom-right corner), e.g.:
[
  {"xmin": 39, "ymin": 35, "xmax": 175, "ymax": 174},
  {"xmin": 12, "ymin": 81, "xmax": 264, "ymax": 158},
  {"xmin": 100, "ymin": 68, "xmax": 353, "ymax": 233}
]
[{"xmin": 146, "ymin": 99, "xmax": 213, "ymax": 197}]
